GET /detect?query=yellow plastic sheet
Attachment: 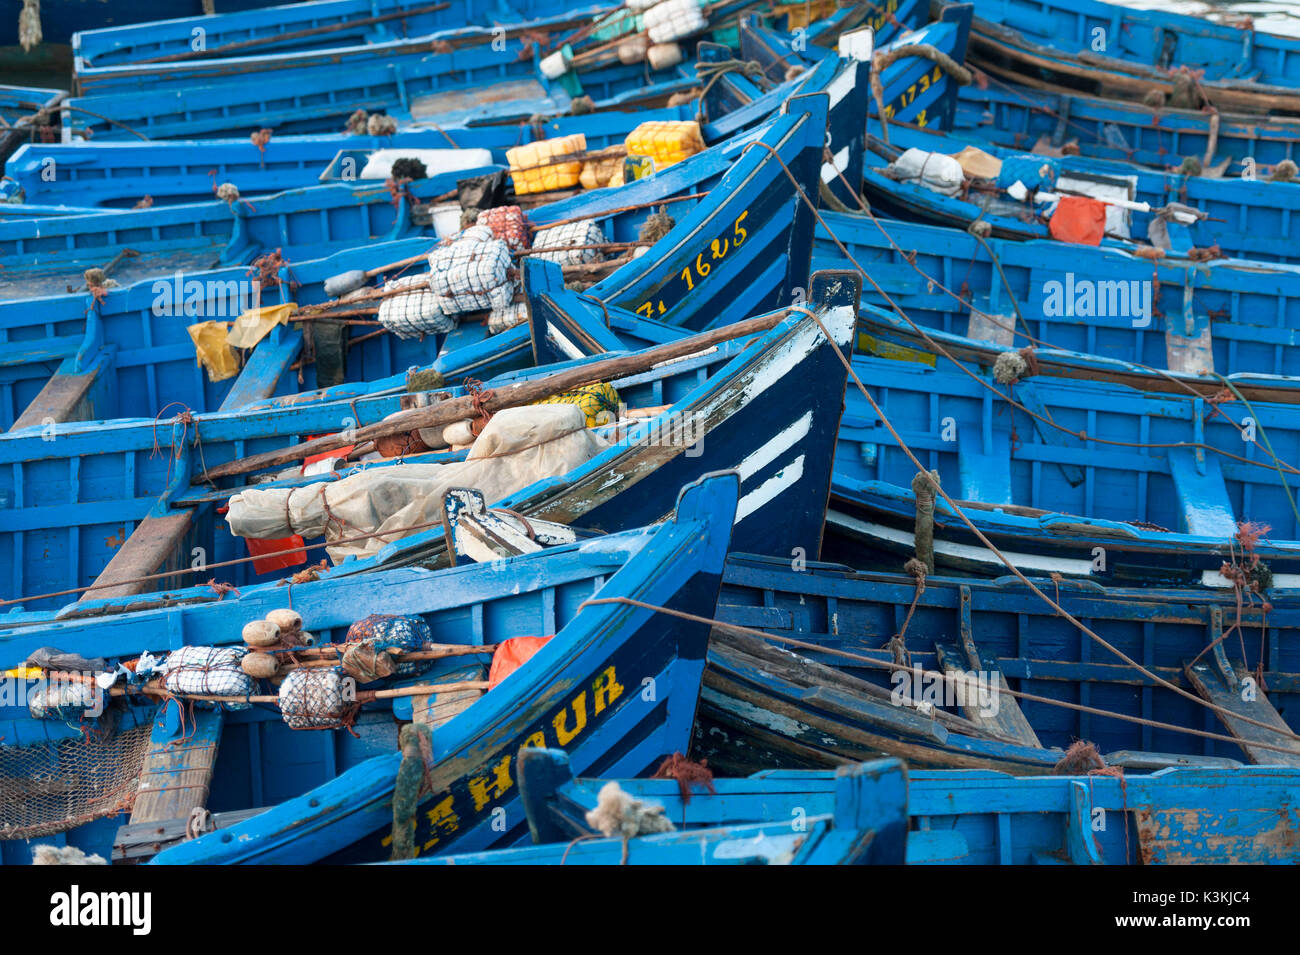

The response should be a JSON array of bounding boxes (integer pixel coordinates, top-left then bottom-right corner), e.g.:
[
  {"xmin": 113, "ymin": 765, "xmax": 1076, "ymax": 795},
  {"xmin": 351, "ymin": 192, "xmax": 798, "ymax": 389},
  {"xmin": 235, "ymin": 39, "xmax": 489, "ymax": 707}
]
[
  {"xmin": 187, "ymin": 321, "xmax": 240, "ymax": 382},
  {"xmin": 227, "ymin": 302, "xmax": 298, "ymax": 349}
]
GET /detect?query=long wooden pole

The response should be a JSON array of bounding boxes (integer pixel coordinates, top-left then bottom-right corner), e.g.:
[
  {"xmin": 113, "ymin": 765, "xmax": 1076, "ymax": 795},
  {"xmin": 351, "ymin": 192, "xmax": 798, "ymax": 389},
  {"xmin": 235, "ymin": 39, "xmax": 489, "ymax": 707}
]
[{"xmin": 199, "ymin": 307, "xmax": 793, "ymax": 482}]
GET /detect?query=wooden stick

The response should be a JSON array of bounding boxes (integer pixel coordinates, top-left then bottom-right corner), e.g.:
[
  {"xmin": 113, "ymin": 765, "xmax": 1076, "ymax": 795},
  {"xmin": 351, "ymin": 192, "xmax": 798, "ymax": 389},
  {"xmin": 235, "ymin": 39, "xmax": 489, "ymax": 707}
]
[
  {"xmin": 112, "ymin": 679, "xmax": 491, "ymax": 705},
  {"xmin": 200, "ymin": 307, "xmax": 791, "ymax": 481}
]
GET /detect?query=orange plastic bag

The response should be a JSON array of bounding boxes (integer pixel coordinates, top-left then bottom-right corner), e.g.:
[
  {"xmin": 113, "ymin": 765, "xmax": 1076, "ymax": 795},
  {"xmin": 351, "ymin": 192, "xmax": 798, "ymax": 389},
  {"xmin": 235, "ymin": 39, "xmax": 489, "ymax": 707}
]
[
  {"xmin": 1048, "ymin": 195, "xmax": 1107, "ymax": 246},
  {"xmin": 488, "ymin": 635, "xmax": 552, "ymax": 688}
]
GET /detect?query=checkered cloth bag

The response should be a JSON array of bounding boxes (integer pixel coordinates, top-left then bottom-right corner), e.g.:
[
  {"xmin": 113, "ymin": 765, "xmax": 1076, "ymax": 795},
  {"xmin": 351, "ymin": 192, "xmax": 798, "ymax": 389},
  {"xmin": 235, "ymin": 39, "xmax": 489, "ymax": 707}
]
[
  {"xmin": 279, "ymin": 666, "xmax": 354, "ymax": 730},
  {"xmin": 488, "ymin": 301, "xmax": 528, "ymax": 335},
  {"xmin": 644, "ymin": 0, "xmax": 706, "ymax": 43},
  {"xmin": 162, "ymin": 646, "xmax": 253, "ymax": 710},
  {"xmin": 434, "ymin": 279, "xmax": 515, "ymax": 318},
  {"xmin": 377, "ymin": 273, "xmax": 455, "ymax": 339},
  {"xmin": 531, "ymin": 220, "xmax": 606, "ymax": 266},
  {"xmin": 476, "ymin": 206, "xmax": 530, "ymax": 251},
  {"xmin": 427, "ymin": 226, "xmax": 513, "ymax": 314}
]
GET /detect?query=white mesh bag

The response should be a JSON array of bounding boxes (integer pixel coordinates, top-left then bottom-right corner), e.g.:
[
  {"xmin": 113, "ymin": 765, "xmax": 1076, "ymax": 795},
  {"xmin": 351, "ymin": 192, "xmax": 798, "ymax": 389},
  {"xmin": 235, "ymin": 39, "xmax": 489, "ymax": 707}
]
[
  {"xmin": 427, "ymin": 226, "xmax": 512, "ymax": 314},
  {"xmin": 644, "ymin": 0, "xmax": 706, "ymax": 43},
  {"xmin": 377, "ymin": 273, "xmax": 455, "ymax": 339},
  {"xmin": 279, "ymin": 667, "xmax": 354, "ymax": 730},
  {"xmin": 531, "ymin": 220, "xmax": 606, "ymax": 266},
  {"xmin": 488, "ymin": 300, "xmax": 528, "ymax": 335},
  {"xmin": 162, "ymin": 646, "xmax": 253, "ymax": 710}
]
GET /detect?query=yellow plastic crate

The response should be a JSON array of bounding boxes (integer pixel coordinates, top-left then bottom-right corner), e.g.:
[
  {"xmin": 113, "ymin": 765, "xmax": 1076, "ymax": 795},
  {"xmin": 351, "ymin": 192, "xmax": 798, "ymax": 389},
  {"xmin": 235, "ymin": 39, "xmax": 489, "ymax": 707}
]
[
  {"xmin": 625, "ymin": 120, "xmax": 705, "ymax": 172},
  {"xmin": 507, "ymin": 133, "xmax": 587, "ymax": 195},
  {"xmin": 580, "ymin": 154, "xmax": 625, "ymax": 190}
]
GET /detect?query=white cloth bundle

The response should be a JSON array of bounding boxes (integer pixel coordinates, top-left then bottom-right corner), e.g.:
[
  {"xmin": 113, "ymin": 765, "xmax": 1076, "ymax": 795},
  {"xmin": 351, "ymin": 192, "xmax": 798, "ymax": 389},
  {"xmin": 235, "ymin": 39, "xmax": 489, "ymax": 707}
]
[
  {"xmin": 225, "ymin": 405, "xmax": 608, "ymax": 561},
  {"xmin": 531, "ymin": 220, "xmax": 606, "ymax": 266},
  {"xmin": 886, "ymin": 148, "xmax": 965, "ymax": 197},
  {"xmin": 357, "ymin": 148, "xmax": 494, "ymax": 181},
  {"xmin": 376, "ymin": 273, "xmax": 456, "ymax": 339},
  {"xmin": 643, "ymin": 0, "xmax": 705, "ymax": 44},
  {"xmin": 162, "ymin": 646, "xmax": 253, "ymax": 710},
  {"xmin": 427, "ymin": 226, "xmax": 513, "ymax": 314}
]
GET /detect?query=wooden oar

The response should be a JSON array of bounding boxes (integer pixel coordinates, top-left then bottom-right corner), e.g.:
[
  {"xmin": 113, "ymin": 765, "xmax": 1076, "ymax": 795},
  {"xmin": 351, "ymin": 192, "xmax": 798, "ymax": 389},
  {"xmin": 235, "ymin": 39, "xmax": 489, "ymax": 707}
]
[{"xmin": 199, "ymin": 307, "xmax": 793, "ymax": 482}]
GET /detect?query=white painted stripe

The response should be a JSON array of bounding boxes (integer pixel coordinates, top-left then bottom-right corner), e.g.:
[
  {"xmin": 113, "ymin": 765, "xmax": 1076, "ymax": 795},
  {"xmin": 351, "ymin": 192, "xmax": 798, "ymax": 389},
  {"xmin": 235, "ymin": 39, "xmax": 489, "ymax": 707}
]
[
  {"xmin": 826, "ymin": 65, "xmax": 858, "ymax": 109},
  {"xmin": 652, "ymin": 345, "xmax": 718, "ymax": 369},
  {"xmin": 826, "ymin": 510, "xmax": 1095, "ymax": 576},
  {"xmin": 821, "ymin": 146, "xmax": 850, "ymax": 183},
  {"xmin": 1203, "ymin": 569, "xmax": 1300, "ymax": 589},
  {"xmin": 736, "ymin": 410, "xmax": 812, "ymax": 482},
  {"xmin": 736, "ymin": 455, "xmax": 805, "ymax": 524},
  {"xmin": 545, "ymin": 322, "xmax": 585, "ymax": 361}
]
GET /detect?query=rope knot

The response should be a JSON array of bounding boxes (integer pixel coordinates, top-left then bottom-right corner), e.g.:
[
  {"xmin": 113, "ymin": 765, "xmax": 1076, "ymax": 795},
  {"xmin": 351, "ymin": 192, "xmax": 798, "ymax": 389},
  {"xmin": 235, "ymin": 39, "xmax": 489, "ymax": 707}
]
[{"xmin": 651, "ymin": 752, "xmax": 715, "ymax": 803}]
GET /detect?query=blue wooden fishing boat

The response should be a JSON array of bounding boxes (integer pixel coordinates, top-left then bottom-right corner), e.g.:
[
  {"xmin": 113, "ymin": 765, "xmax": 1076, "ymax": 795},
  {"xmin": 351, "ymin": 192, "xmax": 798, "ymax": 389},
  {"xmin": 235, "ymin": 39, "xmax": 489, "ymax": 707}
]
[
  {"xmin": 60, "ymin": 2, "xmax": 752, "ymax": 140},
  {"xmin": 70, "ymin": 0, "xmax": 588, "ymax": 91},
  {"xmin": 857, "ymin": 123, "xmax": 1300, "ymax": 266},
  {"xmin": 58, "ymin": 2, "xmax": 955, "ymax": 142},
  {"xmin": 747, "ymin": 5, "xmax": 1300, "ymax": 178},
  {"xmin": 0, "ymin": 168, "xmax": 509, "ymax": 299},
  {"xmin": 813, "ymin": 212, "xmax": 1300, "ymax": 382},
  {"xmin": 695, "ymin": 552, "xmax": 1300, "ymax": 773},
  {"xmin": 0, "ymin": 90, "xmax": 841, "ymax": 608},
  {"xmin": 0, "ymin": 54, "xmax": 871, "ymax": 431},
  {"xmin": 0, "ymin": 471, "xmax": 737, "ymax": 864},
  {"xmin": 0, "ymin": 36, "xmax": 846, "ymax": 210},
  {"xmin": 0, "ymin": 82, "xmax": 61, "ymax": 164},
  {"xmin": 0, "ymin": 256, "xmax": 857, "ymax": 618},
  {"xmin": 938, "ymin": 0, "xmax": 1300, "ymax": 116},
  {"xmin": 825, "ymin": 343, "xmax": 1300, "ymax": 587},
  {"xmin": 407, "ymin": 754, "xmax": 910, "ymax": 865},
  {"xmin": 504, "ymin": 748, "xmax": 1300, "ymax": 864},
  {"xmin": 954, "ymin": 80, "xmax": 1300, "ymax": 179},
  {"xmin": 0, "ymin": 0, "xmax": 297, "ymax": 50},
  {"xmin": 0, "ymin": 61, "xmax": 846, "ymax": 426},
  {"xmin": 466, "ymin": 263, "xmax": 1300, "ymax": 588}
]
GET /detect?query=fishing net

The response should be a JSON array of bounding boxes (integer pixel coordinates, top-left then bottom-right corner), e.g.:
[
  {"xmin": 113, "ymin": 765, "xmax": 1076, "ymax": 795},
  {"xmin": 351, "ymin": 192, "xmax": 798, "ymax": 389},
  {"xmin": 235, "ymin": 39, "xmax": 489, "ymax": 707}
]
[
  {"xmin": 0, "ymin": 722, "xmax": 152, "ymax": 841},
  {"xmin": 279, "ymin": 667, "xmax": 357, "ymax": 730},
  {"xmin": 531, "ymin": 382, "xmax": 621, "ymax": 427},
  {"xmin": 343, "ymin": 616, "xmax": 429, "ymax": 679},
  {"xmin": 476, "ymin": 206, "xmax": 530, "ymax": 251}
]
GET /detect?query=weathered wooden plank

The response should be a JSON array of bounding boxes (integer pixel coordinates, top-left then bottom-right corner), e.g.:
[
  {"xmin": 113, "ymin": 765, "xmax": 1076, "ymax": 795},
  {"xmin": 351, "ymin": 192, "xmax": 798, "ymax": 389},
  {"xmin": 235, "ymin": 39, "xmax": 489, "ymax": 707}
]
[
  {"xmin": 9, "ymin": 372, "xmax": 97, "ymax": 432},
  {"xmin": 936, "ymin": 586, "xmax": 1042, "ymax": 748},
  {"xmin": 1185, "ymin": 647, "xmax": 1300, "ymax": 766},
  {"xmin": 129, "ymin": 703, "xmax": 223, "ymax": 824},
  {"xmin": 956, "ymin": 426, "xmax": 1013, "ymax": 506},
  {"xmin": 86, "ymin": 510, "xmax": 194, "ymax": 600},
  {"xmin": 1167, "ymin": 446, "xmax": 1238, "ymax": 538},
  {"xmin": 113, "ymin": 806, "xmax": 266, "ymax": 863},
  {"xmin": 413, "ymin": 663, "xmax": 487, "ymax": 729},
  {"xmin": 218, "ymin": 329, "xmax": 303, "ymax": 411}
]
